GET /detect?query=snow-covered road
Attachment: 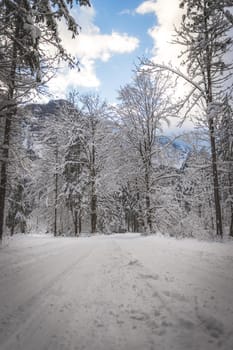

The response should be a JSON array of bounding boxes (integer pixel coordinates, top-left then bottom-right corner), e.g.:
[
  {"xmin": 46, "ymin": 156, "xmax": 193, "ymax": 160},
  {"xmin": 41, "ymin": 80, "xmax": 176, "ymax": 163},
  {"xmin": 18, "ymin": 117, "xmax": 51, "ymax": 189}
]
[{"xmin": 0, "ymin": 234, "xmax": 233, "ymax": 350}]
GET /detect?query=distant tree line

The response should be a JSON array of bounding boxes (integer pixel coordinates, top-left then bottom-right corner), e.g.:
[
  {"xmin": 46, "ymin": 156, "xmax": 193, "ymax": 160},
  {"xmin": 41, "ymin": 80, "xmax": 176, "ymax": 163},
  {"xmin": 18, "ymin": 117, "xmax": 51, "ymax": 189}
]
[{"xmin": 1, "ymin": 0, "xmax": 233, "ymax": 239}]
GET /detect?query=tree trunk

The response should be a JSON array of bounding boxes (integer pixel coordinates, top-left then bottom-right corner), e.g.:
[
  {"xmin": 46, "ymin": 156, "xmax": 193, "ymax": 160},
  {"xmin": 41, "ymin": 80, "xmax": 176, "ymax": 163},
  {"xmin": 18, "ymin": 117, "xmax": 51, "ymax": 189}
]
[
  {"xmin": 76, "ymin": 141, "xmax": 82, "ymax": 236},
  {"xmin": 229, "ymin": 204, "xmax": 233, "ymax": 237},
  {"xmin": 54, "ymin": 203, "xmax": 57, "ymax": 236},
  {"xmin": 0, "ymin": 116, "xmax": 12, "ymax": 240},
  {"xmin": 90, "ymin": 139, "xmax": 97, "ymax": 234},
  {"xmin": 0, "ymin": 18, "xmax": 19, "ymax": 241},
  {"xmin": 21, "ymin": 221, "xmax": 26, "ymax": 234},
  {"xmin": 208, "ymin": 118, "xmax": 223, "ymax": 237},
  {"xmin": 74, "ymin": 210, "xmax": 82, "ymax": 236},
  {"xmin": 228, "ymin": 167, "xmax": 233, "ymax": 237},
  {"xmin": 10, "ymin": 222, "xmax": 15, "ymax": 237},
  {"xmin": 136, "ymin": 184, "xmax": 144, "ymax": 232},
  {"xmin": 133, "ymin": 213, "xmax": 138, "ymax": 232},
  {"xmin": 203, "ymin": 0, "xmax": 223, "ymax": 237},
  {"xmin": 227, "ymin": 155, "xmax": 233, "ymax": 237},
  {"xmin": 145, "ymin": 170, "xmax": 152, "ymax": 233},
  {"xmin": 54, "ymin": 142, "xmax": 58, "ymax": 236},
  {"xmin": 91, "ymin": 186, "xmax": 97, "ymax": 234},
  {"xmin": 78, "ymin": 214, "xmax": 82, "ymax": 235},
  {"xmin": 74, "ymin": 210, "xmax": 78, "ymax": 236}
]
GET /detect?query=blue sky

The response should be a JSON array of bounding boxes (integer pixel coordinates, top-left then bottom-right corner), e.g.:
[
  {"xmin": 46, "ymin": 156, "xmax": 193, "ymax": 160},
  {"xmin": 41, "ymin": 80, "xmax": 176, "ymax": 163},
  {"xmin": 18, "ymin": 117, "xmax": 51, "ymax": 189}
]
[
  {"xmin": 92, "ymin": 0, "xmax": 156, "ymax": 102},
  {"xmin": 48, "ymin": 0, "xmax": 183, "ymax": 105}
]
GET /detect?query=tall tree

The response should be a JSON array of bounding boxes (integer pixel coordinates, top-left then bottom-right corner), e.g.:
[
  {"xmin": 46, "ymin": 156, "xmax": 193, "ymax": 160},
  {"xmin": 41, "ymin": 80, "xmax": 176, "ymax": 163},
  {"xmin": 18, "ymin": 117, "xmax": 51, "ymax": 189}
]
[
  {"xmin": 142, "ymin": 0, "xmax": 233, "ymax": 236},
  {"xmin": 116, "ymin": 69, "xmax": 174, "ymax": 233},
  {"xmin": 62, "ymin": 116, "xmax": 89, "ymax": 236},
  {"xmin": 79, "ymin": 94, "xmax": 108, "ymax": 234},
  {"xmin": 0, "ymin": 0, "xmax": 91, "ymax": 240},
  {"xmin": 218, "ymin": 98, "xmax": 233, "ymax": 236}
]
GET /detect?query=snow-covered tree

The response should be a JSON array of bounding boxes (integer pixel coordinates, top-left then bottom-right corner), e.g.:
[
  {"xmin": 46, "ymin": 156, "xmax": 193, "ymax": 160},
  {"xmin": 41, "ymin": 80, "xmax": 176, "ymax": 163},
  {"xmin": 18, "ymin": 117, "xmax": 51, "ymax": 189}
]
[
  {"xmin": 61, "ymin": 105, "xmax": 89, "ymax": 236},
  {"xmin": 0, "ymin": 0, "xmax": 91, "ymax": 240},
  {"xmin": 142, "ymin": 0, "xmax": 233, "ymax": 237},
  {"xmin": 78, "ymin": 94, "xmax": 110, "ymax": 234},
  {"xmin": 217, "ymin": 98, "xmax": 233, "ymax": 236},
  {"xmin": 116, "ymin": 69, "xmax": 175, "ymax": 233},
  {"xmin": 6, "ymin": 175, "xmax": 33, "ymax": 235}
]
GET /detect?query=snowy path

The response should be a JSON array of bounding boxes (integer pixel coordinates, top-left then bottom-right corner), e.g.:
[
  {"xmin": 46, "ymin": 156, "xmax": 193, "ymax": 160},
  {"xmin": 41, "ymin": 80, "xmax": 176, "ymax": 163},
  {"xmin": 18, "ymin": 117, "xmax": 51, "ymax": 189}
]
[{"xmin": 0, "ymin": 234, "xmax": 233, "ymax": 350}]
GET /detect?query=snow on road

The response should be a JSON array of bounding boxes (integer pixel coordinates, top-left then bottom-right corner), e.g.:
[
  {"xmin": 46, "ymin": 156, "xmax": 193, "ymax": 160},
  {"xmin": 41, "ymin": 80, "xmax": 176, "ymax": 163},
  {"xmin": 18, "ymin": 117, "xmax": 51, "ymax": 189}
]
[{"xmin": 0, "ymin": 233, "xmax": 233, "ymax": 350}]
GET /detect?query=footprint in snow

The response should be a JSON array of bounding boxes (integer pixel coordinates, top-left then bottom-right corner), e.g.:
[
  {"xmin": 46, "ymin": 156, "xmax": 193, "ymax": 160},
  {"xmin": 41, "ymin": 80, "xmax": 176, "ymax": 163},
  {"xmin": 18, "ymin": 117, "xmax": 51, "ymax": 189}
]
[
  {"xmin": 140, "ymin": 273, "xmax": 159, "ymax": 281},
  {"xmin": 129, "ymin": 309, "xmax": 149, "ymax": 322},
  {"xmin": 198, "ymin": 312, "xmax": 224, "ymax": 339},
  {"xmin": 163, "ymin": 290, "xmax": 188, "ymax": 302},
  {"xmin": 178, "ymin": 317, "xmax": 195, "ymax": 330},
  {"xmin": 128, "ymin": 259, "xmax": 141, "ymax": 267}
]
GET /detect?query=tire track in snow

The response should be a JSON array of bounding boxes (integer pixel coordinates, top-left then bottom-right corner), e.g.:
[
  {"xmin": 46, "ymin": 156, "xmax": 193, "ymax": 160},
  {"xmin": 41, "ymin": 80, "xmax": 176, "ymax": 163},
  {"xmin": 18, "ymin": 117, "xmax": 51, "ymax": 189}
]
[
  {"xmin": 114, "ymin": 237, "xmax": 233, "ymax": 350},
  {"xmin": 0, "ymin": 244, "xmax": 94, "ymax": 350},
  {"xmin": 0, "ymin": 240, "xmax": 81, "ymax": 282}
]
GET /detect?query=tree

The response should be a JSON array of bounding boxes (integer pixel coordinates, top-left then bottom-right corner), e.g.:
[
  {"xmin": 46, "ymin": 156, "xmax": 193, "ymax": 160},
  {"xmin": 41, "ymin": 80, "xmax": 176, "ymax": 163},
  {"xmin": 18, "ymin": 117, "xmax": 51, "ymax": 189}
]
[
  {"xmin": 33, "ymin": 100, "xmax": 82, "ymax": 236},
  {"xmin": 79, "ymin": 94, "xmax": 109, "ymax": 234},
  {"xmin": 212, "ymin": 1, "xmax": 233, "ymax": 25},
  {"xmin": 17, "ymin": 96, "xmax": 112, "ymax": 236},
  {"xmin": 218, "ymin": 98, "xmax": 233, "ymax": 236},
  {"xmin": 62, "ymin": 113, "xmax": 89, "ymax": 236},
  {"xmin": 142, "ymin": 0, "xmax": 233, "ymax": 236},
  {"xmin": 116, "ymin": 69, "xmax": 175, "ymax": 233},
  {"xmin": 0, "ymin": 0, "xmax": 91, "ymax": 240},
  {"xmin": 6, "ymin": 176, "xmax": 33, "ymax": 235}
]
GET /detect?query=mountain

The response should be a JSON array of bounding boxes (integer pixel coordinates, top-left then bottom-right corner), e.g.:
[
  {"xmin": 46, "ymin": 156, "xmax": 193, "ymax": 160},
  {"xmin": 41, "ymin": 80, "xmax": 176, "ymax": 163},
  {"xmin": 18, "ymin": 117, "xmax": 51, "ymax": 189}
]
[
  {"xmin": 22, "ymin": 100, "xmax": 192, "ymax": 170},
  {"xmin": 158, "ymin": 135, "xmax": 191, "ymax": 153},
  {"xmin": 157, "ymin": 135, "xmax": 191, "ymax": 169}
]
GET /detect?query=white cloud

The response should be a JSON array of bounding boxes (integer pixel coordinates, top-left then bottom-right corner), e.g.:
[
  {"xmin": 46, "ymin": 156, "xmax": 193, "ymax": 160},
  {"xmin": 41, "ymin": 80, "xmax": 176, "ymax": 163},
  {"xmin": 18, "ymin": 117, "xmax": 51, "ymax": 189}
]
[
  {"xmin": 47, "ymin": 6, "xmax": 139, "ymax": 96},
  {"xmin": 65, "ymin": 31, "xmax": 139, "ymax": 61},
  {"xmin": 136, "ymin": 1, "xmax": 193, "ymax": 131},
  {"xmin": 135, "ymin": 0, "xmax": 157, "ymax": 15},
  {"xmin": 48, "ymin": 60, "xmax": 99, "ymax": 100},
  {"xmin": 136, "ymin": 0, "xmax": 182, "ymax": 66}
]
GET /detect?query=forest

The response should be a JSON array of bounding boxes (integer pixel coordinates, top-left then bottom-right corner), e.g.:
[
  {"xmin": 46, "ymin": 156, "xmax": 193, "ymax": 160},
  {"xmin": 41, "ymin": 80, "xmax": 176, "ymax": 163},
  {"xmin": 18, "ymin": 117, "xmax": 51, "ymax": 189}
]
[{"xmin": 1, "ymin": 0, "xmax": 233, "ymax": 241}]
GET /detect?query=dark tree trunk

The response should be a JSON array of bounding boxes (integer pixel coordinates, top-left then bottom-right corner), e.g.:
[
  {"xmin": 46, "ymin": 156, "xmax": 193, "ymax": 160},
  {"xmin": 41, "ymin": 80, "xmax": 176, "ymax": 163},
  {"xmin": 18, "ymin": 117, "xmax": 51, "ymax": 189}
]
[
  {"xmin": 229, "ymin": 170, "xmax": 233, "ymax": 237},
  {"xmin": 0, "ymin": 116, "xmax": 12, "ymax": 241},
  {"xmin": 74, "ymin": 210, "xmax": 82, "ymax": 236},
  {"xmin": 74, "ymin": 210, "xmax": 78, "ymax": 236},
  {"xmin": 78, "ymin": 214, "xmax": 82, "ymax": 235},
  {"xmin": 227, "ymin": 156, "xmax": 233, "ymax": 237},
  {"xmin": 10, "ymin": 223, "xmax": 15, "ymax": 237},
  {"xmin": 0, "ymin": 62, "xmax": 18, "ymax": 241},
  {"xmin": 133, "ymin": 213, "xmax": 138, "ymax": 232},
  {"xmin": 76, "ymin": 142, "xmax": 82, "ymax": 236},
  {"xmin": 91, "ymin": 188, "xmax": 97, "ymax": 234},
  {"xmin": 54, "ymin": 204, "xmax": 57, "ymax": 236},
  {"xmin": 229, "ymin": 205, "xmax": 233, "ymax": 237},
  {"xmin": 0, "ymin": 15, "xmax": 21, "ymax": 241},
  {"xmin": 90, "ymin": 140, "xmax": 97, "ymax": 234},
  {"xmin": 203, "ymin": 0, "xmax": 223, "ymax": 237},
  {"xmin": 21, "ymin": 221, "xmax": 26, "ymax": 234},
  {"xmin": 208, "ymin": 118, "xmax": 223, "ymax": 237},
  {"xmin": 54, "ymin": 143, "xmax": 58, "ymax": 237},
  {"xmin": 136, "ymin": 184, "xmax": 144, "ymax": 232},
  {"xmin": 145, "ymin": 170, "xmax": 152, "ymax": 233}
]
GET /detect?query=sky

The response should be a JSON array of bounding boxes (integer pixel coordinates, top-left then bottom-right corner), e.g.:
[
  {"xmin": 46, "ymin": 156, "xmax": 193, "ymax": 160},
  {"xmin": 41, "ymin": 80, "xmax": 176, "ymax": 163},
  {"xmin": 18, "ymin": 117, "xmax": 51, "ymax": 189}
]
[{"xmin": 48, "ymin": 0, "xmax": 183, "ymax": 105}]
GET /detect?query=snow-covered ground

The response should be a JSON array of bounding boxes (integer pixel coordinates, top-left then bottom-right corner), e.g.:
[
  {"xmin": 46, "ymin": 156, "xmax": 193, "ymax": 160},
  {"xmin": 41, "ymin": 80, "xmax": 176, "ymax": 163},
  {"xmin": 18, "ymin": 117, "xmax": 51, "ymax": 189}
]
[{"xmin": 0, "ymin": 233, "xmax": 233, "ymax": 350}]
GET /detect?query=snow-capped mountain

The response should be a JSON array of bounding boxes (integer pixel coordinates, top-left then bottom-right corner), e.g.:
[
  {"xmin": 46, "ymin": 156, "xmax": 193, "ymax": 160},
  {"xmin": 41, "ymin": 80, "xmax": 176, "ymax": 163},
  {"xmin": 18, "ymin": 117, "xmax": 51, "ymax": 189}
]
[{"xmin": 157, "ymin": 135, "xmax": 191, "ymax": 170}]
